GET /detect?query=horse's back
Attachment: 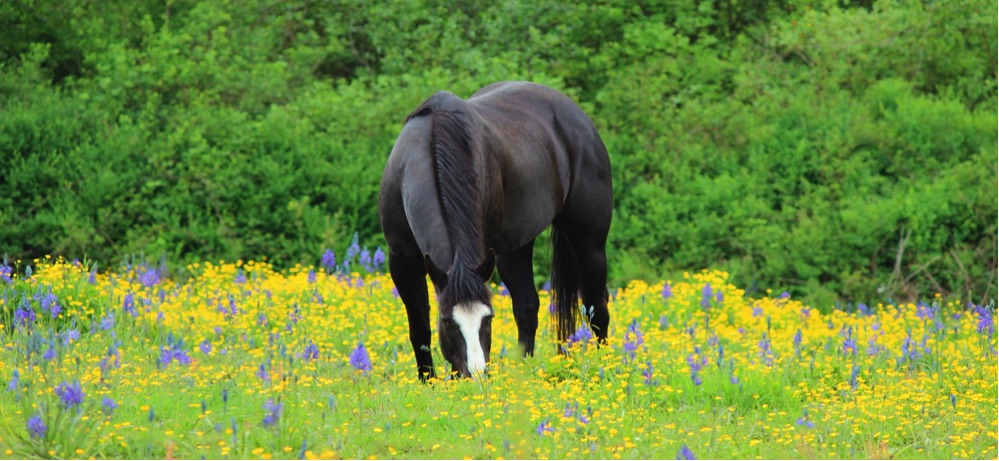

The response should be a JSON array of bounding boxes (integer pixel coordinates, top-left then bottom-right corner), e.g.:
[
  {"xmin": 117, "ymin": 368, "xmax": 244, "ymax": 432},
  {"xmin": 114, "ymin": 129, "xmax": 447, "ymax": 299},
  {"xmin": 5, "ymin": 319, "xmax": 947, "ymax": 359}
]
[
  {"xmin": 467, "ymin": 82, "xmax": 612, "ymax": 251},
  {"xmin": 469, "ymin": 81, "xmax": 609, "ymax": 183}
]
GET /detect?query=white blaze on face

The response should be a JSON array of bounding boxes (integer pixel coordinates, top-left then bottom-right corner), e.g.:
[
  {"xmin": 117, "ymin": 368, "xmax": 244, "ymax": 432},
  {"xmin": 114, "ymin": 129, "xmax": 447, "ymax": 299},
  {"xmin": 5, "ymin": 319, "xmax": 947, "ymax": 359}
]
[{"xmin": 452, "ymin": 302, "xmax": 490, "ymax": 376}]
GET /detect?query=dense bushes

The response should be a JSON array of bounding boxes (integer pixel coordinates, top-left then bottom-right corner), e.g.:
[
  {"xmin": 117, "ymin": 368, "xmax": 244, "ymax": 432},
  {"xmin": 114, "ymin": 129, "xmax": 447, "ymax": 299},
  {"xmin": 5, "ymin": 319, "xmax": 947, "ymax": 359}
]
[{"xmin": 1, "ymin": 0, "xmax": 995, "ymax": 306}]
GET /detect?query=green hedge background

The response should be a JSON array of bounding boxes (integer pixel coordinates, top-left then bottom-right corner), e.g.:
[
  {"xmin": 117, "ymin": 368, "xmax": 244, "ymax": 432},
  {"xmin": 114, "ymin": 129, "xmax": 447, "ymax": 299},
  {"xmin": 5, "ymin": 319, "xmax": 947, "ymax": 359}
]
[{"xmin": 1, "ymin": 0, "xmax": 996, "ymax": 307}]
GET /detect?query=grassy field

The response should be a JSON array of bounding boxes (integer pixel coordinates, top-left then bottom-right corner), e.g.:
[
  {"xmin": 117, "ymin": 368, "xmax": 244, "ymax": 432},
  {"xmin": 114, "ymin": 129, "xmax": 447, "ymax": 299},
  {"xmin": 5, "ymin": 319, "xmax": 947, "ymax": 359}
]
[{"xmin": 0, "ymin": 256, "xmax": 995, "ymax": 459}]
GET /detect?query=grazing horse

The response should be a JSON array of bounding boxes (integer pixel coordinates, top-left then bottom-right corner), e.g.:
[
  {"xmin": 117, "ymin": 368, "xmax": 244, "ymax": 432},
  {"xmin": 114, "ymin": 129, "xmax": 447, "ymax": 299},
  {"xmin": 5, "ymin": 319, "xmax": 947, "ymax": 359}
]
[{"xmin": 378, "ymin": 81, "xmax": 612, "ymax": 380}]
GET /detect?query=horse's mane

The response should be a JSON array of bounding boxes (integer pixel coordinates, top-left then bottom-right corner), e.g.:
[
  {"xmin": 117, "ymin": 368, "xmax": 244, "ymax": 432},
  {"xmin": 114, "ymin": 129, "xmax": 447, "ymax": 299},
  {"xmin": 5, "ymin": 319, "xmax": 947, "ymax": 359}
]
[{"xmin": 408, "ymin": 94, "xmax": 491, "ymax": 309}]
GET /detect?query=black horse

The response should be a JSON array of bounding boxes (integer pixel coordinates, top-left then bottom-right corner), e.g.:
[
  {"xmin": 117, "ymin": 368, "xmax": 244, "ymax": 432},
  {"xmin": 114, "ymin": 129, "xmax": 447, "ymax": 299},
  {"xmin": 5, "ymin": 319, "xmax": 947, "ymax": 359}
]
[{"xmin": 378, "ymin": 81, "xmax": 612, "ymax": 380}]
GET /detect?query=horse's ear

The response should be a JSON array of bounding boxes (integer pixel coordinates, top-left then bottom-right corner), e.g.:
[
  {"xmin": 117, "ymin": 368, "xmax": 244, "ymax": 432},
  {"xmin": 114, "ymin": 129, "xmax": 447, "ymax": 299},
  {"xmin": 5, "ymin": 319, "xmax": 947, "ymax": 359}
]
[
  {"xmin": 476, "ymin": 248, "xmax": 496, "ymax": 282},
  {"xmin": 424, "ymin": 254, "xmax": 447, "ymax": 289}
]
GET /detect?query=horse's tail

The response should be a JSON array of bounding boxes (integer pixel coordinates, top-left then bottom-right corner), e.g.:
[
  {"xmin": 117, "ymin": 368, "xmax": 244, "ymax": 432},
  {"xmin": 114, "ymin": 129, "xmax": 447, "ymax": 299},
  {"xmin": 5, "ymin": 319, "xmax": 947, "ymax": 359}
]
[
  {"xmin": 550, "ymin": 227, "xmax": 580, "ymax": 342},
  {"xmin": 412, "ymin": 92, "xmax": 491, "ymax": 308}
]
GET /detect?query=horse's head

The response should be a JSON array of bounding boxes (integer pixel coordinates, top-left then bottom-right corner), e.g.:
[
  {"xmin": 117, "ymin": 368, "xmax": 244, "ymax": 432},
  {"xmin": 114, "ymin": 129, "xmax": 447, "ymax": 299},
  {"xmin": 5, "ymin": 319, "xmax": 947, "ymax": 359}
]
[
  {"xmin": 439, "ymin": 301, "xmax": 493, "ymax": 378},
  {"xmin": 426, "ymin": 252, "xmax": 496, "ymax": 378}
]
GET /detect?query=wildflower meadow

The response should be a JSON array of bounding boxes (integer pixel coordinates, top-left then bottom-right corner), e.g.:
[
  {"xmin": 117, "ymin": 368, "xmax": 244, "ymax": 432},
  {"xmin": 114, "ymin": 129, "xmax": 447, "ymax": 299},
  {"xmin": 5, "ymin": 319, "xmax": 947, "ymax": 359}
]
[{"xmin": 0, "ymin": 249, "xmax": 996, "ymax": 460}]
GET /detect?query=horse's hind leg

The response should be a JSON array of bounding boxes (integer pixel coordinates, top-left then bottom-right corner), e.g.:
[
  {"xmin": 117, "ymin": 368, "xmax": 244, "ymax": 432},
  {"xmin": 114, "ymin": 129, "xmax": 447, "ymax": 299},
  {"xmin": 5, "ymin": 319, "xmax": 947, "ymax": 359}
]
[
  {"xmin": 389, "ymin": 252, "xmax": 436, "ymax": 381},
  {"xmin": 496, "ymin": 239, "xmax": 540, "ymax": 356}
]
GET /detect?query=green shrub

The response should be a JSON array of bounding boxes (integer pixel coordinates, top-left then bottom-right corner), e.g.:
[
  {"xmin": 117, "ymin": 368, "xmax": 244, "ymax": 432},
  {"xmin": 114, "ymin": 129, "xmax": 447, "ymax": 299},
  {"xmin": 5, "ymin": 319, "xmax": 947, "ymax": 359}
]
[{"xmin": 0, "ymin": 0, "xmax": 994, "ymax": 307}]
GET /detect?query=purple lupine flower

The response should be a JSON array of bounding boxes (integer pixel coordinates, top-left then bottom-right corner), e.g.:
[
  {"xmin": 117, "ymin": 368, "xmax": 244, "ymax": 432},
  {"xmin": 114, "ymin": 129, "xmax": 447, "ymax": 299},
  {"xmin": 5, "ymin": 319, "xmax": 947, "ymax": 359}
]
[
  {"xmin": 372, "ymin": 248, "xmax": 386, "ymax": 271},
  {"xmin": 302, "ymin": 341, "xmax": 320, "ymax": 360},
  {"xmin": 866, "ymin": 332, "xmax": 884, "ymax": 356},
  {"xmin": 498, "ymin": 283, "xmax": 509, "ymax": 296},
  {"xmin": 548, "ymin": 303, "xmax": 557, "ymax": 315},
  {"xmin": 700, "ymin": 284, "xmax": 713, "ymax": 309},
  {"xmin": 55, "ymin": 381, "xmax": 84, "ymax": 409},
  {"xmin": 662, "ymin": 282, "xmax": 673, "ymax": 300},
  {"xmin": 14, "ymin": 299, "xmax": 36, "ymax": 328},
  {"xmin": 160, "ymin": 334, "xmax": 191, "ymax": 367},
  {"xmin": 849, "ymin": 364, "xmax": 860, "ymax": 391},
  {"xmin": 359, "ymin": 249, "xmax": 373, "ymax": 272},
  {"xmin": 687, "ymin": 351, "xmax": 707, "ymax": 386},
  {"xmin": 950, "ymin": 394, "xmax": 956, "ymax": 408},
  {"xmin": 258, "ymin": 313, "xmax": 268, "ymax": 326},
  {"xmin": 257, "ymin": 364, "xmax": 269, "ymax": 382},
  {"xmin": 659, "ymin": 315, "xmax": 669, "ymax": 330},
  {"xmin": 234, "ymin": 270, "xmax": 247, "ymax": 285},
  {"xmin": 563, "ymin": 403, "xmax": 575, "ymax": 418},
  {"xmin": 199, "ymin": 339, "xmax": 212, "ymax": 355},
  {"xmin": 355, "ymin": 276, "xmax": 364, "ymax": 288},
  {"xmin": 752, "ymin": 303, "xmax": 763, "ymax": 317},
  {"xmin": 122, "ymin": 293, "xmax": 137, "ymax": 317},
  {"xmin": 35, "ymin": 290, "xmax": 60, "ymax": 318},
  {"xmin": 715, "ymin": 289, "xmax": 724, "ymax": 303},
  {"xmin": 98, "ymin": 312, "xmax": 115, "ymax": 331},
  {"xmin": 308, "ymin": 269, "xmax": 317, "ymax": 284},
  {"xmin": 8, "ymin": 370, "xmax": 20, "ymax": 392},
  {"xmin": 262, "ymin": 399, "xmax": 282, "ymax": 427},
  {"xmin": 26, "ymin": 414, "xmax": 46, "ymax": 439},
  {"xmin": 899, "ymin": 330, "xmax": 922, "ymax": 364},
  {"xmin": 88, "ymin": 267, "xmax": 97, "ymax": 284},
  {"xmin": 321, "ymin": 249, "xmax": 336, "ymax": 272},
  {"xmin": 795, "ymin": 410, "xmax": 815, "ymax": 428},
  {"xmin": 975, "ymin": 304, "xmax": 994, "ymax": 336},
  {"xmin": 842, "ymin": 327, "xmax": 856, "ymax": 355},
  {"xmin": 346, "ymin": 240, "xmax": 361, "ymax": 265},
  {"xmin": 642, "ymin": 360, "xmax": 657, "ymax": 386},
  {"xmin": 568, "ymin": 326, "xmax": 593, "ymax": 346},
  {"xmin": 0, "ymin": 260, "xmax": 12, "ymax": 284},
  {"xmin": 349, "ymin": 341, "xmax": 373, "ymax": 372},
  {"xmin": 676, "ymin": 445, "xmax": 696, "ymax": 460},
  {"xmin": 857, "ymin": 303, "xmax": 871, "ymax": 316},
  {"xmin": 535, "ymin": 419, "xmax": 554, "ymax": 436},
  {"xmin": 915, "ymin": 302, "xmax": 935, "ymax": 321},
  {"xmin": 758, "ymin": 333, "xmax": 773, "ymax": 366},
  {"xmin": 43, "ymin": 346, "xmax": 56, "ymax": 361},
  {"xmin": 102, "ymin": 396, "xmax": 119, "ymax": 417},
  {"xmin": 227, "ymin": 295, "xmax": 239, "ymax": 316},
  {"xmin": 159, "ymin": 347, "xmax": 190, "ymax": 367},
  {"xmin": 793, "ymin": 329, "xmax": 803, "ymax": 356},
  {"xmin": 779, "ymin": 291, "xmax": 790, "ymax": 299},
  {"xmin": 138, "ymin": 267, "xmax": 159, "ymax": 287},
  {"xmin": 623, "ymin": 322, "xmax": 644, "ymax": 359}
]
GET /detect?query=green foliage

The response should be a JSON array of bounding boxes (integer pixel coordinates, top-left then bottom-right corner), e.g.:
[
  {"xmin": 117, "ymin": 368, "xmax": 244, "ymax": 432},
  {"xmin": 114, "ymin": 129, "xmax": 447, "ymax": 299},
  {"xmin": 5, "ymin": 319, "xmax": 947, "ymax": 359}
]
[{"xmin": 0, "ymin": 0, "xmax": 995, "ymax": 306}]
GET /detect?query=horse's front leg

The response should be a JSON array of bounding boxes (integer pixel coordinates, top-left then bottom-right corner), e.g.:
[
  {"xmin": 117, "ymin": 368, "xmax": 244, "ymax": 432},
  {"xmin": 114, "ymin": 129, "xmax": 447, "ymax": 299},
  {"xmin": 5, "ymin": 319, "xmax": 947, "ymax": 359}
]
[
  {"xmin": 389, "ymin": 252, "xmax": 436, "ymax": 381},
  {"xmin": 496, "ymin": 239, "xmax": 540, "ymax": 356}
]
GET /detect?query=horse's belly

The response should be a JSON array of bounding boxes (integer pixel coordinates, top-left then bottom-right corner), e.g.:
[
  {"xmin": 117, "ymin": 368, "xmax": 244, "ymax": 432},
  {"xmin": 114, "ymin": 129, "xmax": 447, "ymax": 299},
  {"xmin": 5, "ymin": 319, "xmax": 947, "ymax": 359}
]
[{"xmin": 490, "ymin": 167, "xmax": 563, "ymax": 253}]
